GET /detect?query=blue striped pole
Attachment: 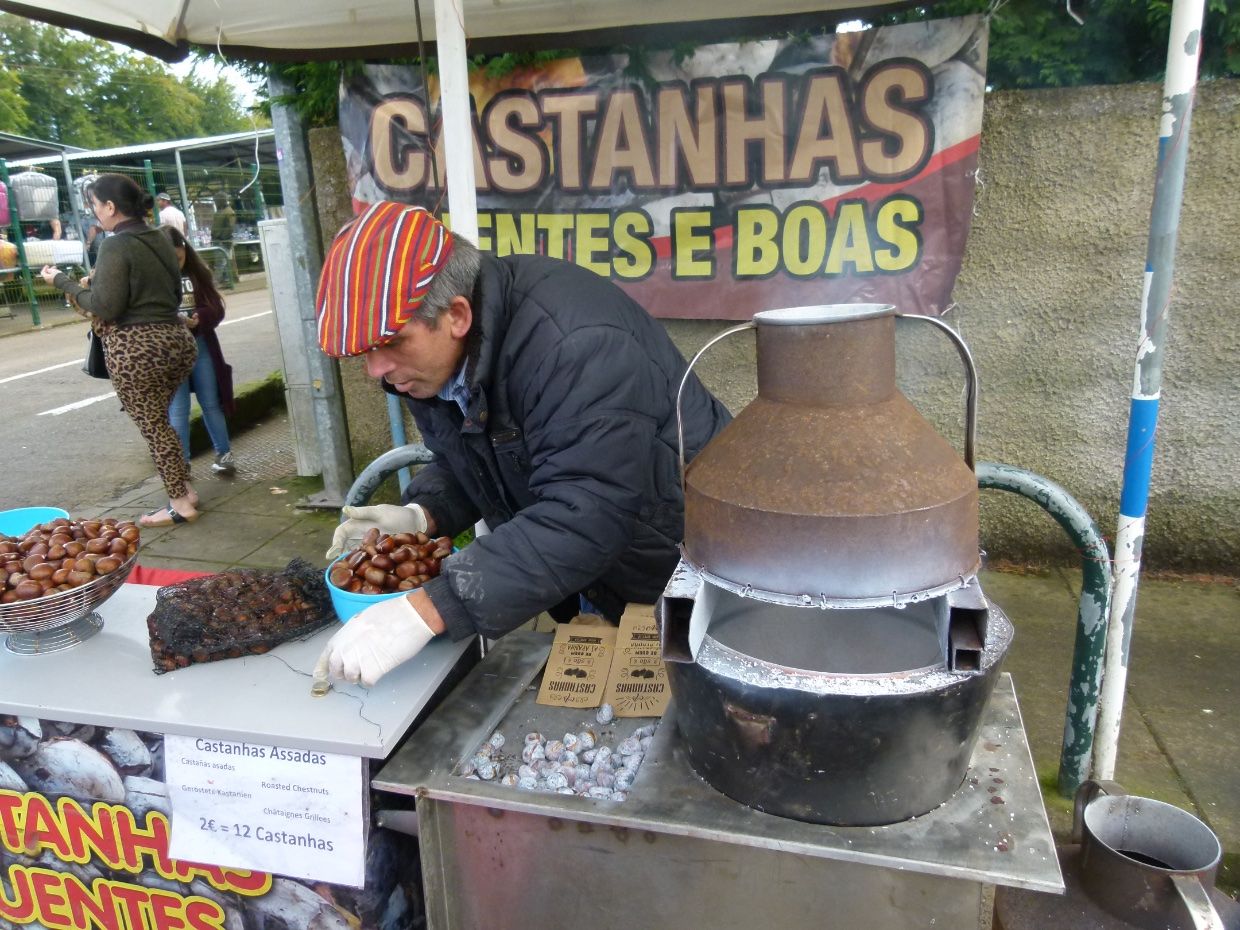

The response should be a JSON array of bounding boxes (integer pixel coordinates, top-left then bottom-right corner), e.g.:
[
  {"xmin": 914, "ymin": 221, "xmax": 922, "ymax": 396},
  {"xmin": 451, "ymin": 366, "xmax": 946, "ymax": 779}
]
[{"xmin": 1093, "ymin": 0, "xmax": 1205, "ymax": 780}]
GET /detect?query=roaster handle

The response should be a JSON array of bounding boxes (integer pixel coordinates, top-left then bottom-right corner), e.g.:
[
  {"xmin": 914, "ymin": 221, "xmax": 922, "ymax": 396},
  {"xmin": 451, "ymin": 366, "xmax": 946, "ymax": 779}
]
[
  {"xmin": 676, "ymin": 321, "xmax": 756, "ymax": 493},
  {"xmin": 895, "ymin": 313, "xmax": 978, "ymax": 471},
  {"xmin": 1071, "ymin": 778, "xmax": 1127, "ymax": 843}
]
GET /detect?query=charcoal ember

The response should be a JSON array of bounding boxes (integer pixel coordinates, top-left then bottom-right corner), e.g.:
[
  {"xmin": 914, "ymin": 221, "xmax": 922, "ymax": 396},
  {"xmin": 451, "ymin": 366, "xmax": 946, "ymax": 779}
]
[{"xmin": 146, "ymin": 559, "xmax": 333, "ymax": 674}]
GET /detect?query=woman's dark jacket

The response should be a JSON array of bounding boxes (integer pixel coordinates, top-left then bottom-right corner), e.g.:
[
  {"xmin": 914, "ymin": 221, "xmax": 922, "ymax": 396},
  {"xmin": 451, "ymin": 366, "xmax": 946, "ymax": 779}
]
[{"xmin": 398, "ymin": 253, "xmax": 732, "ymax": 642}]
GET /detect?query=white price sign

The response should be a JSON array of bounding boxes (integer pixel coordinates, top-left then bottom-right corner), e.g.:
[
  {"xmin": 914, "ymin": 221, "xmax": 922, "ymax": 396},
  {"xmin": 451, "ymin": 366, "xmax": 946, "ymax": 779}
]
[{"xmin": 165, "ymin": 735, "xmax": 366, "ymax": 887}]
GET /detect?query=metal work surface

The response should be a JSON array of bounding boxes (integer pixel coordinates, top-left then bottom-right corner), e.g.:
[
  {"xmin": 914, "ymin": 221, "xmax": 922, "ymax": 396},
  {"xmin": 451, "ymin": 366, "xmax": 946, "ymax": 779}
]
[
  {"xmin": 374, "ymin": 632, "xmax": 1064, "ymax": 893},
  {"xmin": 0, "ymin": 583, "xmax": 474, "ymax": 757}
]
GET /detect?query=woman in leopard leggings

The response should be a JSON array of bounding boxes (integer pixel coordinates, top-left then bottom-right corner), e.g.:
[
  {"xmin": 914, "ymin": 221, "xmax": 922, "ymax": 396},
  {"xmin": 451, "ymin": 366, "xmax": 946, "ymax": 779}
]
[{"xmin": 41, "ymin": 173, "xmax": 200, "ymax": 527}]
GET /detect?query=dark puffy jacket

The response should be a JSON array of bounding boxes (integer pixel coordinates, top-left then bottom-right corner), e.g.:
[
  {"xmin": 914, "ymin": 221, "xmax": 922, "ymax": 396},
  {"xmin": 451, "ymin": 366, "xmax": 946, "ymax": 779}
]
[{"xmin": 400, "ymin": 253, "xmax": 731, "ymax": 642}]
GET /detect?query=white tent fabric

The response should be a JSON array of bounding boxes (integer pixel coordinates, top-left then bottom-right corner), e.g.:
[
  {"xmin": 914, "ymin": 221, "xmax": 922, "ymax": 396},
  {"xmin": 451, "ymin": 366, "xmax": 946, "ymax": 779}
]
[{"xmin": 0, "ymin": 0, "xmax": 912, "ymax": 59}]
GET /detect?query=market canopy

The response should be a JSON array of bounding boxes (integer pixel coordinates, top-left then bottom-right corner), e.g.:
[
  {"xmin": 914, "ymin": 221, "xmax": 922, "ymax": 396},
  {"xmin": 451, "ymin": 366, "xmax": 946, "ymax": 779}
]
[{"xmin": 0, "ymin": 0, "xmax": 920, "ymax": 61}]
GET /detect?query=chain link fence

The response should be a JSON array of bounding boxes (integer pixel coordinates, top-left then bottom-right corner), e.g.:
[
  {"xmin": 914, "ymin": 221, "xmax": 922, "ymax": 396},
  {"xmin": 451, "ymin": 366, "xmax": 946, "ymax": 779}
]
[{"xmin": 1, "ymin": 154, "xmax": 282, "ymax": 325}]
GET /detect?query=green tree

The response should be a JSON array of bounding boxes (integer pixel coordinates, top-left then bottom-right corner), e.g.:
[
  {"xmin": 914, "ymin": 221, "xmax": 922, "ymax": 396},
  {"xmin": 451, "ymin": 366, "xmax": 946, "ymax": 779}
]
[
  {"xmin": 0, "ymin": 66, "xmax": 28, "ymax": 135},
  {"xmin": 885, "ymin": 0, "xmax": 1238, "ymax": 88},
  {"xmin": 0, "ymin": 14, "xmax": 257, "ymax": 146}
]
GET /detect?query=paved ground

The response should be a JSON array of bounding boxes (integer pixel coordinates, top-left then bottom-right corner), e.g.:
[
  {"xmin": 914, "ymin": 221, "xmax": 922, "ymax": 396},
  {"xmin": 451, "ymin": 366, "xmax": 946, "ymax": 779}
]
[{"xmin": 6, "ymin": 282, "xmax": 1237, "ymax": 902}]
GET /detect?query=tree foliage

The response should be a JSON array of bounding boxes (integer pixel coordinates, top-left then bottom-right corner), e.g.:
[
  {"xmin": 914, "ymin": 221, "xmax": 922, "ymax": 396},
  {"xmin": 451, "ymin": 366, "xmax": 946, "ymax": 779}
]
[
  {"xmin": 0, "ymin": 15, "xmax": 260, "ymax": 147},
  {"xmin": 887, "ymin": 0, "xmax": 1239, "ymax": 89},
  {"xmin": 252, "ymin": 0, "xmax": 1237, "ymax": 128}
]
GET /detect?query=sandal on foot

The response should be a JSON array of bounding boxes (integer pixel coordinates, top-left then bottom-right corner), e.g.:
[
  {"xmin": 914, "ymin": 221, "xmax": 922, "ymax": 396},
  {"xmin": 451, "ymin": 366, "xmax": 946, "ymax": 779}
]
[{"xmin": 140, "ymin": 504, "xmax": 199, "ymax": 527}]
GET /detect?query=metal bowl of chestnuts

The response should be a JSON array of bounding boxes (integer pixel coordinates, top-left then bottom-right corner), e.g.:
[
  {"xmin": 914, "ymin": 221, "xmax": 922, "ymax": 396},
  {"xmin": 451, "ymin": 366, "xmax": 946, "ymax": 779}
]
[{"xmin": 0, "ymin": 516, "xmax": 140, "ymax": 646}]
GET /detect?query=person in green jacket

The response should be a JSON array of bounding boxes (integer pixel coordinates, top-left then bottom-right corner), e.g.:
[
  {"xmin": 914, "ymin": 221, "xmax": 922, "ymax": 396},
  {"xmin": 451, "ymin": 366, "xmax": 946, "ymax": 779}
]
[{"xmin": 40, "ymin": 173, "xmax": 201, "ymax": 527}]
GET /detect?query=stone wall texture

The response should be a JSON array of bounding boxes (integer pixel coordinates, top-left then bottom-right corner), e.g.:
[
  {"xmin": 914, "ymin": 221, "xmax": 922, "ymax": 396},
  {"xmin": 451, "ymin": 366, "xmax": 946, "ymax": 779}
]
[{"xmin": 308, "ymin": 79, "xmax": 1240, "ymax": 570}]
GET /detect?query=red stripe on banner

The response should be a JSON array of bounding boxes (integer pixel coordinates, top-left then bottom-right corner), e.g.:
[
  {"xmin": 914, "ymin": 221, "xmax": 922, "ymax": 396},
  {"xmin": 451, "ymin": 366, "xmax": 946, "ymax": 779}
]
[
  {"xmin": 650, "ymin": 135, "xmax": 981, "ymax": 260},
  {"xmin": 128, "ymin": 565, "xmax": 214, "ymax": 586}
]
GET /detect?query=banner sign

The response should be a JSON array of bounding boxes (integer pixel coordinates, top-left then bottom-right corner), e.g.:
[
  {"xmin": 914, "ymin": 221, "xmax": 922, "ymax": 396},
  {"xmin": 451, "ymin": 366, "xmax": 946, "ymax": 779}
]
[
  {"xmin": 339, "ymin": 16, "xmax": 988, "ymax": 318},
  {"xmin": 0, "ymin": 717, "xmax": 419, "ymax": 930},
  {"xmin": 165, "ymin": 735, "xmax": 366, "ymax": 888}
]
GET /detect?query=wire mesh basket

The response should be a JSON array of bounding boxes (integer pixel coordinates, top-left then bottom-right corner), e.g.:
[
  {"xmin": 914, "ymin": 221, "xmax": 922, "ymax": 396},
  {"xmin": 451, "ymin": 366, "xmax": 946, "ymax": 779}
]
[{"xmin": 0, "ymin": 550, "xmax": 137, "ymax": 652}]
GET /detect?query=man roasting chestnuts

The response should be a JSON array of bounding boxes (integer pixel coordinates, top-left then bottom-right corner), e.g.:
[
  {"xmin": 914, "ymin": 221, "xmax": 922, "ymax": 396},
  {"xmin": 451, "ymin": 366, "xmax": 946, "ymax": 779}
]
[{"xmin": 312, "ymin": 203, "xmax": 730, "ymax": 688}]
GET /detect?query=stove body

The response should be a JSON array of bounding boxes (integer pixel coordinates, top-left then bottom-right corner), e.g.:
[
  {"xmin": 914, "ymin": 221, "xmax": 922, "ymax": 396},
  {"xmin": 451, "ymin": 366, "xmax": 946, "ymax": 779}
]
[
  {"xmin": 663, "ymin": 304, "xmax": 1011, "ymax": 826},
  {"xmin": 373, "ymin": 633, "xmax": 1063, "ymax": 930}
]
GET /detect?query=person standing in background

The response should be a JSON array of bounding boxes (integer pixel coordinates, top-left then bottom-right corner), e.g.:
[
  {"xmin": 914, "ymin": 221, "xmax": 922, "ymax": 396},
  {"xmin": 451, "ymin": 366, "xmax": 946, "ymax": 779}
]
[
  {"xmin": 156, "ymin": 193, "xmax": 187, "ymax": 235},
  {"xmin": 40, "ymin": 173, "xmax": 200, "ymax": 527},
  {"xmin": 164, "ymin": 226, "xmax": 237, "ymax": 476},
  {"xmin": 208, "ymin": 193, "xmax": 237, "ymax": 286}
]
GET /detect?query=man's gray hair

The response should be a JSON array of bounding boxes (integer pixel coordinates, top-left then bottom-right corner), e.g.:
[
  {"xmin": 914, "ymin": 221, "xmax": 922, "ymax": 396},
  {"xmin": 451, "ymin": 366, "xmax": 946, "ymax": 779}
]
[{"xmin": 417, "ymin": 234, "xmax": 482, "ymax": 327}]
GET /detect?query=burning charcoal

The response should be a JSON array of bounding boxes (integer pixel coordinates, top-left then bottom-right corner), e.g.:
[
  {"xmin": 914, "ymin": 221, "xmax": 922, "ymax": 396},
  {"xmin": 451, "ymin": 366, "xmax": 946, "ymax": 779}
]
[
  {"xmin": 488, "ymin": 732, "xmax": 506, "ymax": 751},
  {"xmin": 557, "ymin": 787, "xmax": 576, "ymax": 795},
  {"xmin": 632, "ymin": 724, "xmax": 656, "ymax": 740},
  {"xmin": 576, "ymin": 730, "xmax": 596, "ymax": 751},
  {"xmin": 610, "ymin": 791, "xmax": 628, "ymax": 802},
  {"xmin": 518, "ymin": 764, "xmax": 538, "ymax": 781},
  {"xmin": 594, "ymin": 770, "xmax": 615, "ymax": 788},
  {"xmin": 639, "ymin": 736, "xmax": 653, "ymax": 752},
  {"xmin": 614, "ymin": 771, "xmax": 634, "ymax": 791},
  {"xmin": 459, "ymin": 758, "xmax": 476, "ymax": 777},
  {"xmin": 592, "ymin": 746, "xmax": 613, "ymax": 768},
  {"xmin": 524, "ymin": 732, "xmax": 543, "ymax": 746},
  {"xmin": 620, "ymin": 751, "xmax": 643, "ymax": 771},
  {"xmin": 562, "ymin": 750, "xmax": 579, "ymax": 766},
  {"xmin": 574, "ymin": 765, "xmax": 593, "ymax": 785},
  {"xmin": 476, "ymin": 761, "xmax": 497, "ymax": 781},
  {"xmin": 543, "ymin": 772, "xmax": 569, "ymax": 791},
  {"xmin": 595, "ymin": 704, "xmax": 615, "ymax": 725},
  {"xmin": 544, "ymin": 740, "xmax": 566, "ymax": 761},
  {"xmin": 562, "ymin": 732, "xmax": 581, "ymax": 753},
  {"xmin": 617, "ymin": 737, "xmax": 641, "ymax": 757},
  {"xmin": 522, "ymin": 742, "xmax": 546, "ymax": 764},
  {"xmin": 580, "ymin": 749, "xmax": 597, "ymax": 765},
  {"xmin": 500, "ymin": 773, "xmax": 519, "ymax": 787},
  {"xmin": 517, "ymin": 776, "xmax": 539, "ymax": 790},
  {"xmin": 587, "ymin": 786, "xmax": 614, "ymax": 800}
]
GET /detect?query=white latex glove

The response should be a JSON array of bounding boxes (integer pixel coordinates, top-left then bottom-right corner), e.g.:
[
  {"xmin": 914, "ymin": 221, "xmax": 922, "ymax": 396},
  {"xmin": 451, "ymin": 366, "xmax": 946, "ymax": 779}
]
[
  {"xmin": 325, "ymin": 503, "xmax": 428, "ymax": 560},
  {"xmin": 313, "ymin": 594, "xmax": 437, "ymax": 688}
]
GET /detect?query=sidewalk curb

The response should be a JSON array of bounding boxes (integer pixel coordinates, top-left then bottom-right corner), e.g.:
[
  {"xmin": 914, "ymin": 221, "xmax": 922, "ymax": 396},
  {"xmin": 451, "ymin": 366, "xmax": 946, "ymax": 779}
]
[{"xmin": 188, "ymin": 370, "xmax": 286, "ymax": 455}]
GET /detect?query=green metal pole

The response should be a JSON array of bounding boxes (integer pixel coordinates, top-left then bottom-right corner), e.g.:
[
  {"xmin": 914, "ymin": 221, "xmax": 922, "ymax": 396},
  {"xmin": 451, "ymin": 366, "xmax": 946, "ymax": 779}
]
[
  {"xmin": 0, "ymin": 159, "xmax": 41, "ymax": 326},
  {"xmin": 976, "ymin": 462, "xmax": 1112, "ymax": 797},
  {"xmin": 143, "ymin": 159, "xmax": 160, "ymax": 225}
]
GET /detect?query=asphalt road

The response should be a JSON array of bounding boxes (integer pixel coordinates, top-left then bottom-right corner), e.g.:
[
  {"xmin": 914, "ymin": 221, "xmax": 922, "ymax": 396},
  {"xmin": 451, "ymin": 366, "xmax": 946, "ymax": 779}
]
[{"xmin": 0, "ymin": 288, "xmax": 283, "ymax": 513}]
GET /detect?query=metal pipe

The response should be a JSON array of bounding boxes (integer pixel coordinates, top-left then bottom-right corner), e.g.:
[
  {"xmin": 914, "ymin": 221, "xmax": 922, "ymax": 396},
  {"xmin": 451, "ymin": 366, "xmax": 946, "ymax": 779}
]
[
  {"xmin": 59, "ymin": 152, "xmax": 90, "ymax": 274},
  {"xmin": 976, "ymin": 462, "xmax": 1111, "ymax": 796},
  {"xmin": 1095, "ymin": 0, "xmax": 1205, "ymax": 782},
  {"xmin": 433, "ymin": 0, "xmax": 478, "ymax": 241},
  {"xmin": 173, "ymin": 148, "xmax": 196, "ymax": 237},
  {"xmin": 386, "ymin": 394, "xmax": 413, "ymax": 495},
  {"xmin": 142, "ymin": 159, "xmax": 158, "ymax": 216}
]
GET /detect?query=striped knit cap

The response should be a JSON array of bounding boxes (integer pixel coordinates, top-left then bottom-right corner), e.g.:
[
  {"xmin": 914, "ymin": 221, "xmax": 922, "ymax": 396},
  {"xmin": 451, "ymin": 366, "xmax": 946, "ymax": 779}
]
[{"xmin": 316, "ymin": 201, "xmax": 454, "ymax": 357}]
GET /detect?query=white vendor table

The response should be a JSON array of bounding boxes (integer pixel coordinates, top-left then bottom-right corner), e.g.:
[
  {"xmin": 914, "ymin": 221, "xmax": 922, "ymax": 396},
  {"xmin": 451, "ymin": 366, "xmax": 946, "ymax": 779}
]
[{"xmin": 0, "ymin": 582, "xmax": 474, "ymax": 757}]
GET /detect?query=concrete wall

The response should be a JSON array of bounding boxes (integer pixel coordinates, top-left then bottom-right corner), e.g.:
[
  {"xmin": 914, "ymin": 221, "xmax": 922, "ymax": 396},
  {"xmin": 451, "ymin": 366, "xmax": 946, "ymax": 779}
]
[{"xmin": 307, "ymin": 79, "xmax": 1240, "ymax": 570}]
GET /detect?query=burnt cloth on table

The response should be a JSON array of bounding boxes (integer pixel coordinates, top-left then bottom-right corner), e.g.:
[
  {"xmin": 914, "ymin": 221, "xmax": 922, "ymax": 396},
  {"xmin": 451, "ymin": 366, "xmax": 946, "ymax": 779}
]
[{"xmin": 146, "ymin": 559, "xmax": 333, "ymax": 674}]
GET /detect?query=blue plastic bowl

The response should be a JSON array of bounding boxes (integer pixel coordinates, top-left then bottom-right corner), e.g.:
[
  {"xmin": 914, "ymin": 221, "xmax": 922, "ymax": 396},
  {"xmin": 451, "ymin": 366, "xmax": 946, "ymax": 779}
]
[
  {"xmin": 324, "ymin": 556, "xmax": 411, "ymax": 623},
  {"xmin": 0, "ymin": 506, "xmax": 70, "ymax": 538}
]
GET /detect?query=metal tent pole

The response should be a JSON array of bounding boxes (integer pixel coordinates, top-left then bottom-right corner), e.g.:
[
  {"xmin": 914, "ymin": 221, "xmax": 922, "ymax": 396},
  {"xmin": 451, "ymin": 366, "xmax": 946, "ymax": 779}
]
[
  {"xmin": 174, "ymin": 149, "xmax": 197, "ymax": 238},
  {"xmin": 433, "ymin": 0, "xmax": 478, "ymax": 241},
  {"xmin": 268, "ymin": 70, "xmax": 355, "ymax": 509},
  {"xmin": 1093, "ymin": 0, "xmax": 1206, "ymax": 780}
]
